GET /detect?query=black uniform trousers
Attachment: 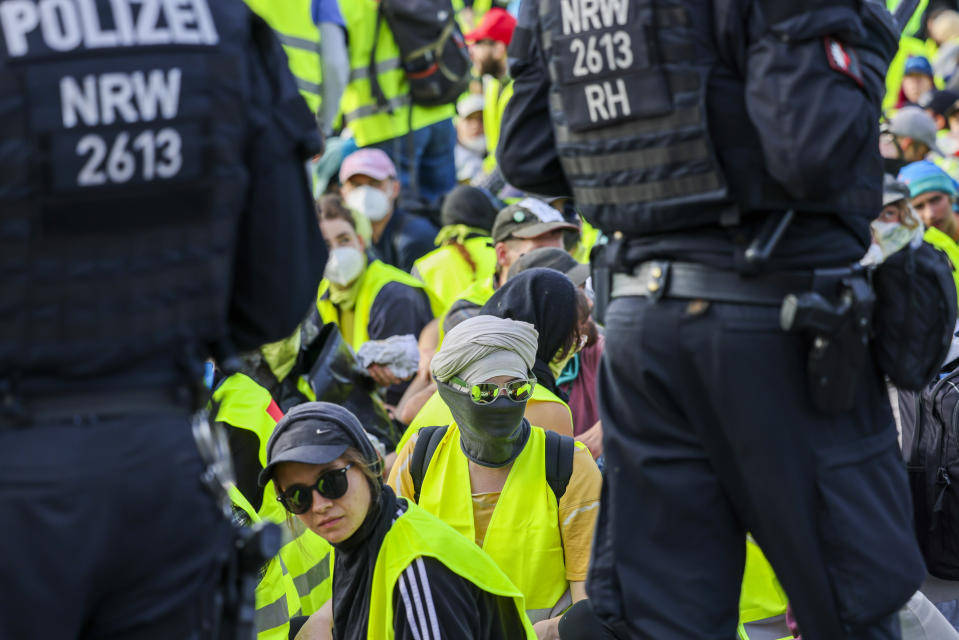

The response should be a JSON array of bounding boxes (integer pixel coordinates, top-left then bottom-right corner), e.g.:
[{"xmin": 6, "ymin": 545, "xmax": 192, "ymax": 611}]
[
  {"xmin": 588, "ymin": 295, "xmax": 924, "ymax": 639},
  {"xmin": 0, "ymin": 407, "xmax": 231, "ymax": 640}
]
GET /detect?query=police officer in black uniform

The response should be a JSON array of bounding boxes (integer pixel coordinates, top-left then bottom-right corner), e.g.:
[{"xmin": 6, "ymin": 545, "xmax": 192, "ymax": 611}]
[
  {"xmin": 0, "ymin": 1, "xmax": 325, "ymax": 637},
  {"xmin": 500, "ymin": 1, "xmax": 924, "ymax": 638}
]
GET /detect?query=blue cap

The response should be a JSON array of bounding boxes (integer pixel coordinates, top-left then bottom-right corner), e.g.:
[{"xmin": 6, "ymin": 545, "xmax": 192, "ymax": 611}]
[
  {"xmin": 905, "ymin": 56, "xmax": 934, "ymax": 77},
  {"xmin": 897, "ymin": 160, "xmax": 958, "ymax": 198}
]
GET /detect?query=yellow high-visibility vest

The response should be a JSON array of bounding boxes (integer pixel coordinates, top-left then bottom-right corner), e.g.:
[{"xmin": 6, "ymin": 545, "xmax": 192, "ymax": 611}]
[
  {"xmin": 245, "ymin": 0, "xmax": 323, "ymax": 115},
  {"xmin": 316, "ymin": 260, "xmax": 439, "ymax": 351},
  {"xmin": 415, "ymin": 423, "xmax": 570, "ymax": 623},
  {"xmin": 338, "ymin": 0, "xmax": 454, "ymax": 146},
  {"xmin": 214, "ymin": 374, "xmax": 333, "ymax": 615},
  {"xmin": 367, "ymin": 499, "xmax": 536, "ymax": 639},
  {"xmin": 413, "ymin": 236, "xmax": 497, "ymax": 310}
]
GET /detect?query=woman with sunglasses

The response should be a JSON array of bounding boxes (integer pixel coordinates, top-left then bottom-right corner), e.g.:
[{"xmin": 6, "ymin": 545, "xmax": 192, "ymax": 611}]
[
  {"xmin": 387, "ymin": 315, "xmax": 602, "ymax": 640},
  {"xmin": 258, "ymin": 402, "xmax": 535, "ymax": 640}
]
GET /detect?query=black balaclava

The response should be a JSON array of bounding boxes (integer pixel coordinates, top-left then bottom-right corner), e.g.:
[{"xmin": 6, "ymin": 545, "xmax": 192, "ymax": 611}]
[{"xmin": 480, "ymin": 268, "xmax": 577, "ymax": 402}]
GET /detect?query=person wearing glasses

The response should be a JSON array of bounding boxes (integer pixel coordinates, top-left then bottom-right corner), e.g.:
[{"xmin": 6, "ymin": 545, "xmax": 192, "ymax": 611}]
[
  {"xmin": 387, "ymin": 314, "xmax": 602, "ymax": 640},
  {"xmin": 259, "ymin": 402, "xmax": 535, "ymax": 640}
]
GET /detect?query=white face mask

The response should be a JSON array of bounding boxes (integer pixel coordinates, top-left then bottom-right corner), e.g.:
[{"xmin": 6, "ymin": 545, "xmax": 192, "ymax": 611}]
[
  {"xmin": 324, "ymin": 246, "xmax": 366, "ymax": 287},
  {"xmin": 346, "ymin": 185, "xmax": 391, "ymax": 222},
  {"xmin": 462, "ymin": 134, "xmax": 487, "ymax": 155}
]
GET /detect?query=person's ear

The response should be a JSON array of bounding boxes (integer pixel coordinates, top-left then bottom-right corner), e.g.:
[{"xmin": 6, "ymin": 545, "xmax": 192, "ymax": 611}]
[{"xmin": 494, "ymin": 241, "xmax": 509, "ymax": 267}]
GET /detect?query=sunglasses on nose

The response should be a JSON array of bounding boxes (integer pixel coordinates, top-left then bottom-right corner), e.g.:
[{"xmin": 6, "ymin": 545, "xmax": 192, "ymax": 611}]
[
  {"xmin": 276, "ymin": 463, "xmax": 354, "ymax": 514},
  {"xmin": 449, "ymin": 376, "xmax": 536, "ymax": 405}
]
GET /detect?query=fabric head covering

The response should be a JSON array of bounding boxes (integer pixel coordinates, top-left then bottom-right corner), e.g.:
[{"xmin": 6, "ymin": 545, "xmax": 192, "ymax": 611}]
[
  {"xmin": 431, "ymin": 315, "xmax": 538, "ymax": 383},
  {"xmin": 480, "ymin": 268, "xmax": 577, "ymax": 400},
  {"xmin": 898, "ymin": 160, "xmax": 959, "ymax": 199}
]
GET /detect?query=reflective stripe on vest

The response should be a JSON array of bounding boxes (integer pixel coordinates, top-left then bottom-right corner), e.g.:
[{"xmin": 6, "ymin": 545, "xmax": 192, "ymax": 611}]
[
  {"xmin": 367, "ymin": 500, "xmax": 536, "ymax": 639},
  {"xmin": 245, "ymin": 0, "xmax": 323, "ymax": 114},
  {"xmin": 215, "ymin": 374, "xmax": 333, "ymax": 616},
  {"xmin": 316, "ymin": 260, "xmax": 432, "ymax": 351},
  {"xmin": 412, "ymin": 237, "xmax": 497, "ymax": 310},
  {"xmin": 483, "ymin": 76, "xmax": 513, "ymax": 173},
  {"xmin": 338, "ymin": 0, "xmax": 454, "ymax": 146},
  {"xmin": 416, "ymin": 424, "xmax": 569, "ymax": 616},
  {"xmin": 228, "ymin": 486, "xmax": 301, "ymax": 640},
  {"xmin": 737, "ymin": 537, "xmax": 789, "ymax": 640},
  {"xmin": 399, "ymin": 383, "xmax": 572, "ymax": 452}
]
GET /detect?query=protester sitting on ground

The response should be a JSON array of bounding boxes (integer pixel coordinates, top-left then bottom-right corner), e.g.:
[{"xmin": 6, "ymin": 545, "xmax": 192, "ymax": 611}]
[
  {"xmin": 261, "ymin": 402, "xmax": 535, "ymax": 640},
  {"xmin": 315, "ymin": 195, "xmax": 436, "ymax": 404},
  {"xmin": 899, "ymin": 56, "xmax": 936, "ymax": 108},
  {"xmin": 387, "ymin": 316, "xmax": 602, "ymax": 640},
  {"xmin": 412, "ymin": 185, "xmax": 499, "ymax": 309},
  {"xmin": 441, "ymin": 197, "xmax": 578, "ymax": 336},
  {"xmin": 882, "ymin": 106, "xmax": 945, "ymax": 175},
  {"xmin": 211, "ymin": 372, "xmax": 333, "ymax": 635},
  {"xmin": 887, "ymin": 168, "xmax": 959, "ymax": 299},
  {"xmin": 899, "ymin": 160, "xmax": 959, "ymax": 244},
  {"xmin": 399, "ymin": 268, "xmax": 582, "ymax": 444},
  {"xmin": 454, "ymin": 94, "xmax": 488, "ymax": 183},
  {"xmin": 339, "ymin": 149, "xmax": 437, "ymax": 273},
  {"xmin": 505, "ymin": 248, "xmax": 603, "ymax": 449}
]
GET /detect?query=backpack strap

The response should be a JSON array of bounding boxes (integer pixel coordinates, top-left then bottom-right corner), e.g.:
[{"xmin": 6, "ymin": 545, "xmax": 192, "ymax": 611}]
[
  {"xmin": 544, "ymin": 429, "xmax": 576, "ymax": 504},
  {"xmin": 410, "ymin": 425, "xmax": 448, "ymax": 503}
]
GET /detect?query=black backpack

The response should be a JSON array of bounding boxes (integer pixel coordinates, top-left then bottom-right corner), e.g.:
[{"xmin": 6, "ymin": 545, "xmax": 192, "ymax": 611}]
[
  {"xmin": 409, "ymin": 426, "xmax": 576, "ymax": 504},
  {"xmin": 370, "ymin": 0, "xmax": 471, "ymax": 108},
  {"xmin": 897, "ymin": 369, "xmax": 959, "ymax": 579}
]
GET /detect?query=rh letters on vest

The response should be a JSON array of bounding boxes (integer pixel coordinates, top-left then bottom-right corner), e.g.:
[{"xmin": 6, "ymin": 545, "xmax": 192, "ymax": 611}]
[
  {"xmin": 0, "ymin": 0, "xmax": 218, "ymax": 189},
  {"xmin": 551, "ymin": 0, "xmax": 669, "ymax": 131}
]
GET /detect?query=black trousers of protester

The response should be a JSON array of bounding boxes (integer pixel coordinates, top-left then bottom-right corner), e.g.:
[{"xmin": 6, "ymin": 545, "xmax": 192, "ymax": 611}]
[
  {"xmin": 588, "ymin": 295, "xmax": 925, "ymax": 640},
  {"xmin": 0, "ymin": 406, "xmax": 232, "ymax": 640}
]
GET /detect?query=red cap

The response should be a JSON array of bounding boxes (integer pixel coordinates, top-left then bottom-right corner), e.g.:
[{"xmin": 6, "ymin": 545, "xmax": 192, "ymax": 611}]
[{"xmin": 464, "ymin": 8, "xmax": 517, "ymax": 46}]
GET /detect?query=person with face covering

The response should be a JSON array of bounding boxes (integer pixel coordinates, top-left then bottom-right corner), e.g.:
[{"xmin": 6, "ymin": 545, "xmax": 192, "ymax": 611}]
[
  {"xmin": 398, "ymin": 268, "xmax": 580, "ymax": 449},
  {"xmin": 261, "ymin": 402, "xmax": 535, "ymax": 640},
  {"xmin": 339, "ymin": 148, "xmax": 438, "ymax": 273},
  {"xmin": 316, "ymin": 196, "xmax": 437, "ymax": 402},
  {"xmin": 387, "ymin": 315, "xmax": 602, "ymax": 640}
]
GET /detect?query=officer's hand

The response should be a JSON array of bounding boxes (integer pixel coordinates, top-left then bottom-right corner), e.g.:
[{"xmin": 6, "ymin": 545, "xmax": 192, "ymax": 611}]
[{"xmin": 367, "ymin": 364, "xmax": 405, "ymax": 387}]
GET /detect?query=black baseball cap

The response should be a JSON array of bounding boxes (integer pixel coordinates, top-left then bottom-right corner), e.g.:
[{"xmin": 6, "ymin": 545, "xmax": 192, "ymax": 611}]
[
  {"xmin": 491, "ymin": 197, "xmax": 579, "ymax": 244},
  {"xmin": 258, "ymin": 403, "xmax": 371, "ymax": 487},
  {"xmin": 507, "ymin": 247, "xmax": 590, "ymax": 287},
  {"xmin": 918, "ymin": 89, "xmax": 959, "ymax": 119}
]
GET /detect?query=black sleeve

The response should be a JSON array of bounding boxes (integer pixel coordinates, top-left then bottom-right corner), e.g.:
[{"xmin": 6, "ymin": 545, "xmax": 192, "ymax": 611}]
[
  {"xmin": 496, "ymin": 2, "xmax": 572, "ymax": 197},
  {"xmin": 228, "ymin": 12, "xmax": 327, "ymax": 352},
  {"xmin": 367, "ymin": 282, "xmax": 433, "ymax": 342},
  {"xmin": 741, "ymin": 3, "xmax": 882, "ymax": 199},
  {"xmin": 391, "ymin": 556, "xmax": 528, "ymax": 640}
]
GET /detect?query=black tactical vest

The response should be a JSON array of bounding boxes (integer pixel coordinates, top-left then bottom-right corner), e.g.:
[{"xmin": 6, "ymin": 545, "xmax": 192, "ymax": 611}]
[
  {"xmin": 538, "ymin": 0, "xmax": 880, "ymax": 236},
  {"xmin": 0, "ymin": 0, "xmax": 252, "ymax": 377}
]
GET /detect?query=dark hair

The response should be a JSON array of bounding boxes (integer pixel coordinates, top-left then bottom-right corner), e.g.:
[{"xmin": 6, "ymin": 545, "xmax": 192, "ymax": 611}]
[{"xmin": 316, "ymin": 194, "xmax": 357, "ymax": 230}]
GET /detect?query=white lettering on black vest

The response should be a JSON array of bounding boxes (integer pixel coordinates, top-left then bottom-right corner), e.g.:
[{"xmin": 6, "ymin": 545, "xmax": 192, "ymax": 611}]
[{"xmin": 0, "ymin": 0, "xmax": 219, "ymax": 56}]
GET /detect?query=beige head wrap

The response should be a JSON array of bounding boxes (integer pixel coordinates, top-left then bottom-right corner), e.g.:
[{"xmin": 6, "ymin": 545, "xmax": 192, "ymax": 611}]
[{"xmin": 430, "ymin": 315, "xmax": 538, "ymax": 384}]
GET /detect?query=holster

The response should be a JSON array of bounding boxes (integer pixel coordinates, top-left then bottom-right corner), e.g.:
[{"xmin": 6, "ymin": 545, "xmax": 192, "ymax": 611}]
[{"xmin": 781, "ymin": 272, "xmax": 874, "ymax": 414}]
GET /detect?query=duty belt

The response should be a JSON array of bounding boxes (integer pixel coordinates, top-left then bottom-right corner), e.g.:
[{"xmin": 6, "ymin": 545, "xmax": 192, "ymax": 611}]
[
  {"xmin": 0, "ymin": 386, "xmax": 193, "ymax": 427},
  {"xmin": 611, "ymin": 261, "xmax": 852, "ymax": 306}
]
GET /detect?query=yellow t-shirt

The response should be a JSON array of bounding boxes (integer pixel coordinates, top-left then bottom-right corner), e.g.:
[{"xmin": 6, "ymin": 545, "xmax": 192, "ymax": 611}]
[{"xmin": 388, "ymin": 430, "xmax": 601, "ymax": 581}]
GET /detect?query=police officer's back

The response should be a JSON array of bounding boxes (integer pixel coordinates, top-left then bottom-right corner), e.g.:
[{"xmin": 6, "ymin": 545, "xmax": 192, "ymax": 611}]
[
  {"xmin": 0, "ymin": 1, "xmax": 326, "ymax": 636},
  {"xmin": 500, "ymin": 1, "xmax": 925, "ymax": 639}
]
